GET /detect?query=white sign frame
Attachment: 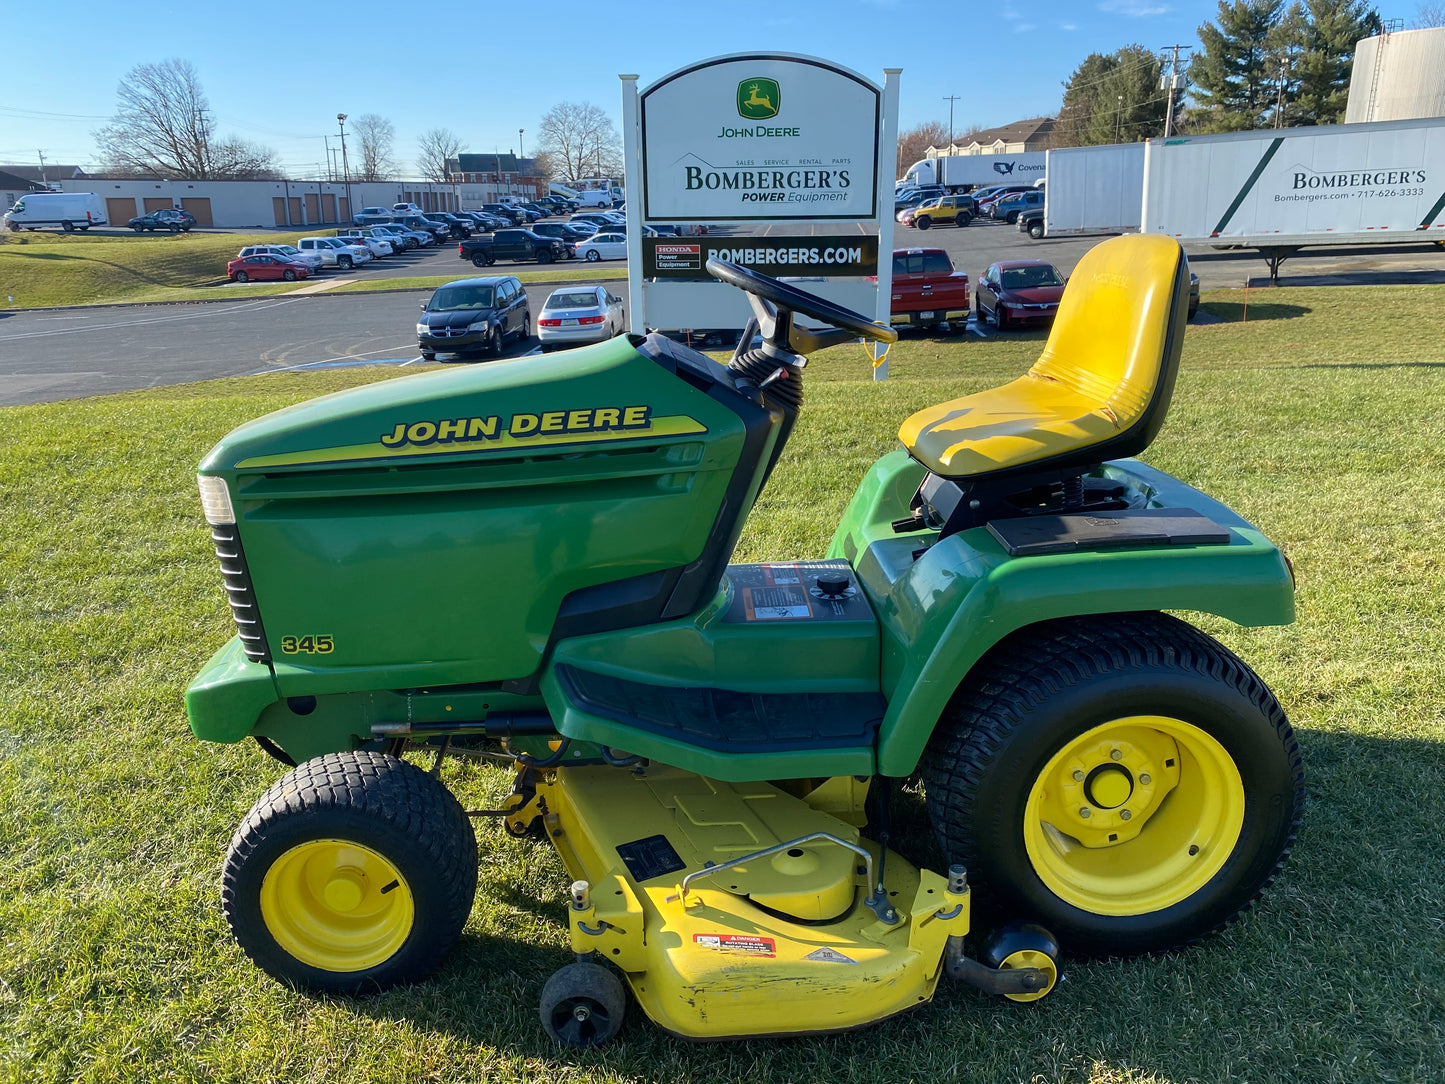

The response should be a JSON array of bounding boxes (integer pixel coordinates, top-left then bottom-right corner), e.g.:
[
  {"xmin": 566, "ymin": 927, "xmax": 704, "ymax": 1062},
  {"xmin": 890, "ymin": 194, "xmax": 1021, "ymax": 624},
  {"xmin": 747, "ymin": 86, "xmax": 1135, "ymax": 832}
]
[{"xmin": 621, "ymin": 54, "xmax": 900, "ymax": 378}]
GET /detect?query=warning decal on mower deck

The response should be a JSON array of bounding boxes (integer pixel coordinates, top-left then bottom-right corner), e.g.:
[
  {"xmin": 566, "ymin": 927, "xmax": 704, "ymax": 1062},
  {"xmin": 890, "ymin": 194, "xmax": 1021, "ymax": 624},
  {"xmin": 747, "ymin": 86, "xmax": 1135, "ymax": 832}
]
[
  {"xmin": 694, "ymin": 934, "xmax": 776, "ymax": 957},
  {"xmin": 803, "ymin": 946, "xmax": 859, "ymax": 965}
]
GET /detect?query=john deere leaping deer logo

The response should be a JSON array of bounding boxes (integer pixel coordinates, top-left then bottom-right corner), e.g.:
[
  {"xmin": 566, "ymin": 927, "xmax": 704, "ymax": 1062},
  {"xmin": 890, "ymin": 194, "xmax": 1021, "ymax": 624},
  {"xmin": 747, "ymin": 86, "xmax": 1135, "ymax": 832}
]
[{"xmin": 737, "ymin": 78, "xmax": 781, "ymax": 120}]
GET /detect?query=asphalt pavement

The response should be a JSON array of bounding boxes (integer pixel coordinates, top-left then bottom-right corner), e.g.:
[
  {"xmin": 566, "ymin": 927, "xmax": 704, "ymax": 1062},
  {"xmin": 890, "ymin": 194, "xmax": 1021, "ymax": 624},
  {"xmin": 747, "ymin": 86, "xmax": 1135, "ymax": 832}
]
[{"xmin": 5, "ymin": 216, "xmax": 1445, "ymax": 408}]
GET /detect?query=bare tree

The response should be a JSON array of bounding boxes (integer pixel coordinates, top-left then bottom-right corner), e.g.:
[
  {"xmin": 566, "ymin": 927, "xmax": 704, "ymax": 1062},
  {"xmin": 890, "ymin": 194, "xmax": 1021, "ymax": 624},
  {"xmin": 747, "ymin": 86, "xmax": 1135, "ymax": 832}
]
[
  {"xmin": 536, "ymin": 101, "xmax": 622, "ymax": 181},
  {"xmin": 93, "ymin": 58, "xmax": 276, "ymax": 179},
  {"xmin": 210, "ymin": 137, "xmax": 280, "ymax": 179},
  {"xmin": 1416, "ymin": 1, "xmax": 1445, "ymax": 25},
  {"xmin": 896, "ymin": 121, "xmax": 950, "ymax": 176},
  {"xmin": 416, "ymin": 128, "xmax": 466, "ymax": 182},
  {"xmin": 353, "ymin": 114, "xmax": 396, "ymax": 181}
]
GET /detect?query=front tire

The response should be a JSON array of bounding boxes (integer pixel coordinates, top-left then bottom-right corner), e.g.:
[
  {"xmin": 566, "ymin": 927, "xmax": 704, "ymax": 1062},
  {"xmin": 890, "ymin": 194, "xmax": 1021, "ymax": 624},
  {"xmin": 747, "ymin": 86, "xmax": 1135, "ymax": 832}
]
[
  {"xmin": 916, "ymin": 216, "xmax": 932, "ymax": 230},
  {"xmin": 1029, "ymin": 221, "xmax": 1044, "ymax": 239},
  {"xmin": 62, "ymin": 221, "xmax": 75, "ymax": 232},
  {"xmin": 920, "ymin": 613, "xmax": 1303, "ymax": 957},
  {"xmin": 222, "ymin": 751, "xmax": 477, "ymax": 994},
  {"xmin": 282, "ymin": 269, "xmax": 296, "ymax": 281},
  {"xmin": 338, "ymin": 255, "xmax": 353, "ymax": 269}
]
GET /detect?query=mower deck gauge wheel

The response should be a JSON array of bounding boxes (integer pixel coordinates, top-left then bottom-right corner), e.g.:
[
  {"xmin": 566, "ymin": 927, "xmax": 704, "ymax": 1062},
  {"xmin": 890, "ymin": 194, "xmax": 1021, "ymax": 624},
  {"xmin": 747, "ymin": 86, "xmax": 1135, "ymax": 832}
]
[{"xmin": 540, "ymin": 961, "xmax": 626, "ymax": 1047}]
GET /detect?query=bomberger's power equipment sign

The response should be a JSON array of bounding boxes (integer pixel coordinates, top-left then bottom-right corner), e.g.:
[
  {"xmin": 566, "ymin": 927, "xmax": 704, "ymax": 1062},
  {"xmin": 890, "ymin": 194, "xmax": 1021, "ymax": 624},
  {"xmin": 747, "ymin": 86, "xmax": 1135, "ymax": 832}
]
[
  {"xmin": 640, "ymin": 55, "xmax": 880, "ymax": 221},
  {"xmin": 642, "ymin": 236, "xmax": 879, "ymax": 278}
]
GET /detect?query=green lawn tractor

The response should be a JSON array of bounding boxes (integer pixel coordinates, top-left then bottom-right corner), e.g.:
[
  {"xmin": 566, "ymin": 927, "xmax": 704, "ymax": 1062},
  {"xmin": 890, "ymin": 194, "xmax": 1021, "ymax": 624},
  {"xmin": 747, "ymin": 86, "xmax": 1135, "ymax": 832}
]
[{"xmin": 187, "ymin": 233, "xmax": 1303, "ymax": 1045}]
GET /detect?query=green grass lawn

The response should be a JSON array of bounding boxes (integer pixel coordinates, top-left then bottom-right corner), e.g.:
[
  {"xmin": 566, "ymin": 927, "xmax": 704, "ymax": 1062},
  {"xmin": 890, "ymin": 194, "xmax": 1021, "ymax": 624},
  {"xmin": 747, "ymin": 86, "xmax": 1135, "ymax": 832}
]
[{"xmin": 1, "ymin": 286, "xmax": 1443, "ymax": 1083}]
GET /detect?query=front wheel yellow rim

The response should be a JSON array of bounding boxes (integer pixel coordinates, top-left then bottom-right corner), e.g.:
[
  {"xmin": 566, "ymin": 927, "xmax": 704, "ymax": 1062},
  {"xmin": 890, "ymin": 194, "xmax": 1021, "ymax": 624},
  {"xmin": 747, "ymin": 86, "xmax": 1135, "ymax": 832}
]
[
  {"xmin": 1024, "ymin": 716, "xmax": 1245, "ymax": 917},
  {"xmin": 259, "ymin": 840, "xmax": 414, "ymax": 972}
]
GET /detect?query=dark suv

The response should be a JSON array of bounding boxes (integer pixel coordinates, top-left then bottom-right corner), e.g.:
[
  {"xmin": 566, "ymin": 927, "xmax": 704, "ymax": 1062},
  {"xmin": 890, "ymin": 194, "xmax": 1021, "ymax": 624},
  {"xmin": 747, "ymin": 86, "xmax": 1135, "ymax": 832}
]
[
  {"xmin": 416, "ymin": 275, "xmax": 530, "ymax": 361},
  {"xmin": 128, "ymin": 208, "xmax": 197, "ymax": 232}
]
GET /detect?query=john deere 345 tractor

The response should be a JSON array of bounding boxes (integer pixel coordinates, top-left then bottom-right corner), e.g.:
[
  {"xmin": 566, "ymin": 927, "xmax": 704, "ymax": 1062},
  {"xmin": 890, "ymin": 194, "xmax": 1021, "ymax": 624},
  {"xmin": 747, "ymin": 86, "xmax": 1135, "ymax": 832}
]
[{"xmin": 187, "ymin": 234, "xmax": 1303, "ymax": 1045}]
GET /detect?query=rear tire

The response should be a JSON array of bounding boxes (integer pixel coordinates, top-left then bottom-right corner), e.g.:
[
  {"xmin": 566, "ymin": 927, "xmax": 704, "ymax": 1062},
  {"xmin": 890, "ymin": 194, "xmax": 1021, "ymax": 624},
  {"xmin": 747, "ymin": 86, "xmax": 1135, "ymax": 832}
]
[
  {"xmin": 222, "ymin": 751, "xmax": 478, "ymax": 994},
  {"xmin": 236, "ymin": 271, "xmax": 250, "ymax": 283},
  {"xmin": 473, "ymin": 255, "xmax": 488, "ymax": 268},
  {"xmin": 920, "ymin": 613, "xmax": 1303, "ymax": 957},
  {"xmin": 62, "ymin": 221, "xmax": 75, "ymax": 232},
  {"xmin": 957, "ymin": 213, "xmax": 972, "ymax": 228}
]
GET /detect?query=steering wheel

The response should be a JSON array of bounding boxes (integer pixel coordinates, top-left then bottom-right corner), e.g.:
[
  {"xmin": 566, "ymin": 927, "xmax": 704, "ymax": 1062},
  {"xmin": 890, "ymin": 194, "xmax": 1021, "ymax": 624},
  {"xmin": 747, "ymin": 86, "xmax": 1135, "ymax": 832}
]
[{"xmin": 706, "ymin": 257, "xmax": 897, "ymax": 357}]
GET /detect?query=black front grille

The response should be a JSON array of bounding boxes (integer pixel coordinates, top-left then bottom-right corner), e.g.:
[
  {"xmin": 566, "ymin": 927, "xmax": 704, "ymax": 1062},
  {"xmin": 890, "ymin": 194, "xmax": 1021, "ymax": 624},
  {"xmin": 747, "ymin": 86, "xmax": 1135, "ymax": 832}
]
[{"xmin": 211, "ymin": 523, "xmax": 270, "ymax": 662}]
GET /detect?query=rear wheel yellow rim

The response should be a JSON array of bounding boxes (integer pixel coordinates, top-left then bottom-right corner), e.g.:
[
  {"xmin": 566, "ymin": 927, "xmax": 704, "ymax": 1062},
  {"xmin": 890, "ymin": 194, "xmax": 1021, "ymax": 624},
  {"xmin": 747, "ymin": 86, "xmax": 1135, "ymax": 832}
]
[
  {"xmin": 260, "ymin": 840, "xmax": 414, "ymax": 972},
  {"xmin": 1024, "ymin": 716, "xmax": 1245, "ymax": 916}
]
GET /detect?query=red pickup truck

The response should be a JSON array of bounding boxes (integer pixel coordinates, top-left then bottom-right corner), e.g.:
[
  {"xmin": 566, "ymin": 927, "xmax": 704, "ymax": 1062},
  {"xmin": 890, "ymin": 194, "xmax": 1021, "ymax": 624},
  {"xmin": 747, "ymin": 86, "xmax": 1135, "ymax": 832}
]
[{"xmin": 888, "ymin": 248, "xmax": 970, "ymax": 334}]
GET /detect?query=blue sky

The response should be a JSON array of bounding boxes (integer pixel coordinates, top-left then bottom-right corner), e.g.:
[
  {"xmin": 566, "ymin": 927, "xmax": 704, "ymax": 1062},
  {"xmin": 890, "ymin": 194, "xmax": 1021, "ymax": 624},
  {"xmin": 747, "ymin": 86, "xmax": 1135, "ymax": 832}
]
[{"xmin": 0, "ymin": 0, "xmax": 1420, "ymax": 177}]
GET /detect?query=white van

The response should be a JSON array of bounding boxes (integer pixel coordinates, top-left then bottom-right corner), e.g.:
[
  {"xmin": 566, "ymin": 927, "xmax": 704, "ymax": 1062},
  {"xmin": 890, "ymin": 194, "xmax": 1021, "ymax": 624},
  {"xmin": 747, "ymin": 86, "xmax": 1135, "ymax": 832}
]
[{"xmin": 3, "ymin": 192, "xmax": 107, "ymax": 232}]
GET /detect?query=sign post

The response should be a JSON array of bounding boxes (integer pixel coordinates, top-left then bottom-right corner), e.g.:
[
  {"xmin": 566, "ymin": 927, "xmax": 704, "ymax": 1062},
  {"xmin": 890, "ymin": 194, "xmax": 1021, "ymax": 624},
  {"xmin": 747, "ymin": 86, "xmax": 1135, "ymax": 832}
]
[{"xmin": 621, "ymin": 53, "xmax": 899, "ymax": 377}]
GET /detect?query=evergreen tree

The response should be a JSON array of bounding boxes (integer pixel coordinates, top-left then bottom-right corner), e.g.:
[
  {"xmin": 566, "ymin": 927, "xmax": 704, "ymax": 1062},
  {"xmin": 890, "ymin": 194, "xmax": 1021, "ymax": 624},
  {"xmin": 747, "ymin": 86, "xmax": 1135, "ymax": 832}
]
[
  {"xmin": 1191, "ymin": 0, "xmax": 1284, "ymax": 131},
  {"xmin": 1293, "ymin": 0, "xmax": 1381, "ymax": 124},
  {"xmin": 1056, "ymin": 46, "xmax": 1167, "ymax": 146}
]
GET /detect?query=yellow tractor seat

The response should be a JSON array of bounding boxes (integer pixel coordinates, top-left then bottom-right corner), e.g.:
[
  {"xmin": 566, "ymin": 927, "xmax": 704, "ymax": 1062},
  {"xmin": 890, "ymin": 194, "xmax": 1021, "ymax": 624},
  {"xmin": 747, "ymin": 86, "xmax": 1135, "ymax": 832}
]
[{"xmin": 899, "ymin": 234, "xmax": 1189, "ymax": 482}]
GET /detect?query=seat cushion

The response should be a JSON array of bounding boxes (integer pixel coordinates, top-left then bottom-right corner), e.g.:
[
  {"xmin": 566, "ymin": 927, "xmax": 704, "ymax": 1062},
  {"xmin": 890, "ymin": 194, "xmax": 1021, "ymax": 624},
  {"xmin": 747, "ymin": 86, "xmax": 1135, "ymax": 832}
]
[{"xmin": 898, "ymin": 371, "xmax": 1128, "ymax": 478}]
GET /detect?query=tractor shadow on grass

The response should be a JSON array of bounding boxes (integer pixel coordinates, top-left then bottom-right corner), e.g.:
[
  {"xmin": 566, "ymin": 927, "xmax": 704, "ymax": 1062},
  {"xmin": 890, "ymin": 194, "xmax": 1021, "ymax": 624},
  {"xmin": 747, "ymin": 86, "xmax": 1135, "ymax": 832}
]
[{"xmin": 1196, "ymin": 301, "xmax": 1311, "ymax": 323}]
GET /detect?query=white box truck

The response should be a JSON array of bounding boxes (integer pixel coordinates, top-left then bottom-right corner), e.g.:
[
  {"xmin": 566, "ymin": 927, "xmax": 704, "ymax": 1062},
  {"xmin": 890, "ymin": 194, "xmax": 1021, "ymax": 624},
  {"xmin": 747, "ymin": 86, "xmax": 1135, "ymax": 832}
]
[
  {"xmin": 1142, "ymin": 118, "xmax": 1445, "ymax": 279},
  {"xmin": 902, "ymin": 153, "xmax": 1047, "ymax": 191},
  {"xmin": 1043, "ymin": 143, "xmax": 1146, "ymax": 237},
  {"xmin": 3, "ymin": 191, "xmax": 107, "ymax": 232}
]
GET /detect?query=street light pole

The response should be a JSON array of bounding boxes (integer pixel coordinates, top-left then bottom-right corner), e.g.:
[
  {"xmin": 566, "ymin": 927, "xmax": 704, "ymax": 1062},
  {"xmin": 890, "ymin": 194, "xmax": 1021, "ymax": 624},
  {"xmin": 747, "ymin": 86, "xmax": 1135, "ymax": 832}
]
[
  {"xmin": 943, "ymin": 94, "xmax": 961, "ymax": 149},
  {"xmin": 519, "ymin": 128, "xmax": 524, "ymax": 158},
  {"xmin": 337, "ymin": 113, "xmax": 353, "ymax": 223},
  {"xmin": 1115, "ymin": 95, "xmax": 1124, "ymax": 142}
]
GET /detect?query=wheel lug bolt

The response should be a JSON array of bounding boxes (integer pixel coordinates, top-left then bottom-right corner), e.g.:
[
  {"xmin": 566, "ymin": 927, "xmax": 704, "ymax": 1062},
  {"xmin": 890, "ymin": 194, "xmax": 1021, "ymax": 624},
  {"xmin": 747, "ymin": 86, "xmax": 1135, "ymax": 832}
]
[
  {"xmin": 1079, "ymin": 807, "xmax": 1092, "ymax": 818},
  {"xmin": 1140, "ymin": 773, "xmax": 1152, "ymax": 785},
  {"xmin": 1110, "ymin": 749, "xmax": 1123, "ymax": 761},
  {"xmin": 1072, "ymin": 770, "xmax": 1085, "ymax": 782},
  {"xmin": 1120, "ymin": 809, "xmax": 1132, "ymax": 821}
]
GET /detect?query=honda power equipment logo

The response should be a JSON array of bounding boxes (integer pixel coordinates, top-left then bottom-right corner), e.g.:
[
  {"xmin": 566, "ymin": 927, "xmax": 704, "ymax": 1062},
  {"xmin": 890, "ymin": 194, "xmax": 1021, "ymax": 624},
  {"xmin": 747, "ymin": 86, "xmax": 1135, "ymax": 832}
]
[{"xmin": 737, "ymin": 78, "xmax": 780, "ymax": 120}]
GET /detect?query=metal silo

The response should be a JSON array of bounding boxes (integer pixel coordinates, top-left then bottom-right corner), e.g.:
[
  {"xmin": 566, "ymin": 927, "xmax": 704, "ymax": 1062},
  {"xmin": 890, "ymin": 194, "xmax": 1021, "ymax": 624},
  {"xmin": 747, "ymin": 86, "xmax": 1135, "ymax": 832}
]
[{"xmin": 1346, "ymin": 26, "xmax": 1445, "ymax": 123}]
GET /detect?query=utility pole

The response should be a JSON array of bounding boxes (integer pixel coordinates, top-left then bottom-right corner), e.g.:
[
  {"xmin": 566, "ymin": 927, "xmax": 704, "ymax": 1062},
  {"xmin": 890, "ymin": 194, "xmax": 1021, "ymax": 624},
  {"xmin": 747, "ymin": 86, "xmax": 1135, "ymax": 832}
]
[
  {"xmin": 1274, "ymin": 56, "xmax": 1290, "ymax": 128},
  {"xmin": 324, "ymin": 136, "xmax": 333, "ymax": 181},
  {"xmin": 37, "ymin": 150, "xmax": 47, "ymax": 186},
  {"xmin": 519, "ymin": 128, "xmax": 524, "ymax": 158},
  {"xmin": 1115, "ymin": 95, "xmax": 1124, "ymax": 142},
  {"xmin": 1161, "ymin": 44, "xmax": 1192, "ymax": 138},
  {"xmin": 337, "ymin": 113, "xmax": 353, "ymax": 221},
  {"xmin": 942, "ymin": 95, "xmax": 961, "ymax": 149}
]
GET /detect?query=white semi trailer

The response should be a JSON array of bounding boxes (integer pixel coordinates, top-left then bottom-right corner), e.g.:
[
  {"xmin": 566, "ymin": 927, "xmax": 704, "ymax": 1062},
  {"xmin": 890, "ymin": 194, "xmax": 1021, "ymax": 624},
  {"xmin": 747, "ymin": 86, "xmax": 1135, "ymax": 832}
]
[
  {"xmin": 902, "ymin": 152, "xmax": 1046, "ymax": 190},
  {"xmin": 1141, "ymin": 117, "xmax": 1445, "ymax": 280},
  {"xmin": 1042, "ymin": 144, "xmax": 1146, "ymax": 237}
]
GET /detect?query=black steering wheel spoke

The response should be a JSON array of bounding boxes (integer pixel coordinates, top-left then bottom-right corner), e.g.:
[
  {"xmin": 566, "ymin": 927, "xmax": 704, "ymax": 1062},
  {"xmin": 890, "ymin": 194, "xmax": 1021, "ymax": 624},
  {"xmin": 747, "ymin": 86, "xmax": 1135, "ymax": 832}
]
[{"xmin": 706, "ymin": 257, "xmax": 897, "ymax": 359}]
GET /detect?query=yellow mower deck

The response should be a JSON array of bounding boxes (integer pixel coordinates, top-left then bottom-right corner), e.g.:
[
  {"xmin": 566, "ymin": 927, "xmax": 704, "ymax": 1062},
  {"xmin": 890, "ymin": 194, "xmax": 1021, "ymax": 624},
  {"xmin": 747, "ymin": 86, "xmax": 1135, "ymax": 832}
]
[{"xmin": 529, "ymin": 765, "xmax": 969, "ymax": 1039}]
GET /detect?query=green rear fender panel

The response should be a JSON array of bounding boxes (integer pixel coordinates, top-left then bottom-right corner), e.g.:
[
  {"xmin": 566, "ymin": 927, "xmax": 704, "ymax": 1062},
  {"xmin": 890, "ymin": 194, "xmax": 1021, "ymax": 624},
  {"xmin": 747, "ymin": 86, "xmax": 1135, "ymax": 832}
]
[{"xmin": 830, "ymin": 450, "xmax": 1296, "ymax": 778}]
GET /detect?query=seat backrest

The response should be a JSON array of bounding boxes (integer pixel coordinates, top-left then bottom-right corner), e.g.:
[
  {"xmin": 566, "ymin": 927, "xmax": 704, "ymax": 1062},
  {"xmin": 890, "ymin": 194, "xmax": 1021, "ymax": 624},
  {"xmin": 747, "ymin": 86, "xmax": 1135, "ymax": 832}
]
[{"xmin": 1029, "ymin": 233, "xmax": 1187, "ymax": 455}]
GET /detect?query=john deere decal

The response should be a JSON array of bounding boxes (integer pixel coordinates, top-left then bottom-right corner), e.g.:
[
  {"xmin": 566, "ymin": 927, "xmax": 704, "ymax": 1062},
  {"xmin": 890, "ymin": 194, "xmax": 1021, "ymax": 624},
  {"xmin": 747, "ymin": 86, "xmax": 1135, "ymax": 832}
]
[{"xmin": 737, "ymin": 78, "xmax": 780, "ymax": 121}]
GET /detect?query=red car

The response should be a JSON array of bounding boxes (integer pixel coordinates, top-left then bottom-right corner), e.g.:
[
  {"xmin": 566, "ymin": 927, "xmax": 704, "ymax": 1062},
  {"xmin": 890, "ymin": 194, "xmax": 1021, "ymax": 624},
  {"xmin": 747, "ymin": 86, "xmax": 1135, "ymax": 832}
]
[
  {"xmin": 227, "ymin": 254, "xmax": 310, "ymax": 283},
  {"xmin": 976, "ymin": 260, "xmax": 1066, "ymax": 330}
]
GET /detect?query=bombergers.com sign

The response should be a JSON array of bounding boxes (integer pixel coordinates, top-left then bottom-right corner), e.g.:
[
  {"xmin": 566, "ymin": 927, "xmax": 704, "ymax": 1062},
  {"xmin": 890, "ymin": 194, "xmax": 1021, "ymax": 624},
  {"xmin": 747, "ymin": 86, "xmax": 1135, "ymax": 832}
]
[
  {"xmin": 641, "ymin": 55, "xmax": 880, "ymax": 221},
  {"xmin": 642, "ymin": 236, "xmax": 879, "ymax": 278}
]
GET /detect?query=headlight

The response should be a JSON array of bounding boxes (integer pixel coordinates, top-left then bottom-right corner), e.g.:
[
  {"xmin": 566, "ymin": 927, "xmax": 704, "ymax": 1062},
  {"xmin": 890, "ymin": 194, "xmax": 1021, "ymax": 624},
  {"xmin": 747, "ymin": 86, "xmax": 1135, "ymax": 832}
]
[
  {"xmin": 467, "ymin": 320, "xmax": 491, "ymax": 332},
  {"xmin": 197, "ymin": 474, "xmax": 235, "ymax": 525},
  {"xmin": 416, "ymin": 323, "xmax": 428, "ymax": 334}
]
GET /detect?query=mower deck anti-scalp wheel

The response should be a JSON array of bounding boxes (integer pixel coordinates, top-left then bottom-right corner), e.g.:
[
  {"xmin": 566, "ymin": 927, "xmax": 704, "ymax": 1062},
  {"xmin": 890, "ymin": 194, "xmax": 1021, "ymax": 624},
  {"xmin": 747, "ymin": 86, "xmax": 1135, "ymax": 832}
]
[
  {"xmin": 221, "ymin": 751, "xmax": 478, "ymax": 994},
  {"xmin": 539, "ymin": 961, "xmax": 626, "ymax": 1047},
  {"xmin": 922, "ymin": 612, "xmax": 1303, "ymax": 957},
  {"xmin": 980, "ymin": 921, "xmax": 1060, "ymax": 1003}
]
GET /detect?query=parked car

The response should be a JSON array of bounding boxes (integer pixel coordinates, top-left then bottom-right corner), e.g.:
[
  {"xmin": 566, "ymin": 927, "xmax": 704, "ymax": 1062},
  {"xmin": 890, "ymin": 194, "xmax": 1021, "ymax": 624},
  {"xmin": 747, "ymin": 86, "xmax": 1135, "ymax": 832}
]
[
  {"xmin": 392, "ymin": 202, "xmax": 426, "ymax": 215},
  {"xmin": 570, "ymin": 212, "xmax": 622, "ymax": 230},
  {"xmin": 574, "ymin": 231, "xmax": 627, "ymax": 262},
  {"xmin": 976, "ymin": 260, "xmax": 1067, "ymax": 330},
  {"xmin": 894, "ymin": 186, "xmax": 942, "ymax": 213},
  {"xmin": 237, "ymin": 243, "xmax": 325, "ymax": 274},
  {"xmin": 1017, "ymin": 207, "xmax": 1045, "ymax": 239},
  {"xmin": 482, "ymin": 203, "xmax": 526, "ymax": 224},
  {"xmin": 454, "ymin": 211, "xmax": 496, "ymax": 232},
  {"xmin": 458, "ymin": 228, "xmax": 569, "ymax": 265},
  {"xmin": 1188, "ymin": 271, "xmax": 1200, "ymax": 319},
  {"xmin": 415, "ymin": 275, "xmax": 529, "ymax": 361},
  {"xmin": 390, "ymin": 215, "xmax": 449, "ymax": 242},
  {"xmin": 337, "ymin": 229, "xmax": 395, "ymax": 257},
  {"xmin": 227, "ymin": 254, "xmax": 309, "ymax": 283},
  {"xmin": 909, "ymin": 194, "xmax": 974, "ymax": 230},
  {"xmin": 298, "ymin": 236, "xmax": 373, "ymax": 269},
  {"xmin": 370, "ymin": 223, "xmax": 423, "ymax": 250},
  {"xmin": 977, "ymin": 185, "xmax": 1036, "ymax": 217},
  {"xmin": 887, "ymin": 248, "xmax": 970, "ymax": 333},
  {"xmin": 992, "ymin": 189, "xmax": 1045, "ymax": 224},
  {"xmin": 529, "ymin": 221, "xmax": 593, "ymax": 254},
  {"xmin": 4, "ymin": 191, "xmax": 107, "ymax": 232},
  {"xmin": 431, "ymin": 212, "xmax": 474, "ymax": 238},
  {"xmin": 537, "ymin": 286, "xmax": 626, "ymax": 350},
  {"xmin": 353, "ymin": 206, "xmax": 394, "ymax": 225},
  {"xmin": 128, "ymin": 208, "xmax": 197, "ymax": 233}
]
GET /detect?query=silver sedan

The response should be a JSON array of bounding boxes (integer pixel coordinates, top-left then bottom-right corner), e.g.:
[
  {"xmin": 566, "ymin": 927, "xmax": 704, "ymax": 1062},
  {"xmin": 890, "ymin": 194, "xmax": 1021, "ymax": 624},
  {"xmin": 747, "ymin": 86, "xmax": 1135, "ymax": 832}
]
[{"xmin": 537, "ymin": 286, "xmax": 626, "ymax": 350}]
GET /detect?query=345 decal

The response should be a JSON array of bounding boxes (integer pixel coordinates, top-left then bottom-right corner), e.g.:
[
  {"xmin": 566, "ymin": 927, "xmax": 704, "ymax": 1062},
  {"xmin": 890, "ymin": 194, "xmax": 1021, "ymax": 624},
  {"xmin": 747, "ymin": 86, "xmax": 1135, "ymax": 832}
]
[{"xmin": 280, "ymin": 634, "xmax": 334, "ymax": 655}]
